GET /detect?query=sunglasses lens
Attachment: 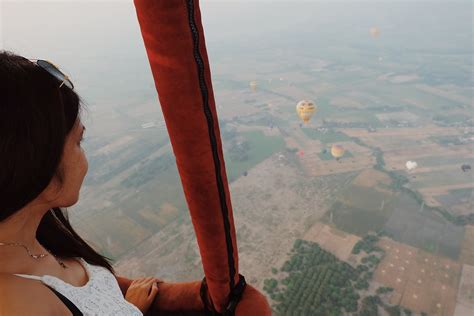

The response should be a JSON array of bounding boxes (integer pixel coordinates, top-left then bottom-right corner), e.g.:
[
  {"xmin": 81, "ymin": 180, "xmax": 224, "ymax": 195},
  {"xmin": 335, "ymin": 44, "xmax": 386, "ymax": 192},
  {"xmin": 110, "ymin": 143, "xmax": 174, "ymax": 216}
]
[{"xmin": 37, "ymin": 60, "xmax": 74, "ymax": 89}]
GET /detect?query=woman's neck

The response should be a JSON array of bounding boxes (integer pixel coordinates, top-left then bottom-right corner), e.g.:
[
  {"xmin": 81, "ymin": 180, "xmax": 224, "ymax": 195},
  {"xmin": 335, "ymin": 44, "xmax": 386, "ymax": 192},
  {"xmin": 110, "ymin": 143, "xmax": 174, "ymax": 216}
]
[{"xmin": 0, "ymin": 204, "xmax": 50, "ymax": 268}]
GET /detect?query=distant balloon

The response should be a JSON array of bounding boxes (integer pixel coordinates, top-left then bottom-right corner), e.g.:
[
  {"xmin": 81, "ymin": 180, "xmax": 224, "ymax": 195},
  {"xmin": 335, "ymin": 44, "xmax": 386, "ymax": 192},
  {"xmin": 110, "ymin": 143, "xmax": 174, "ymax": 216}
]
[
  {"xmin": 461, "ymin": 164, "xmax": 471, "ymax": 172},
  {"xmin": 331, "ymin": 145, "xmax": 345, "ymax": 160},
  {"xmin": 370, "ymin": 27, "xmax": 380, "ymax": 38},
  {"xmin": 249, "ymin": 81, "xmax": 257, "ymax": 92},
  {"xmin": 296, "ymin": 100, "xmax": 317, "ymax": 124},
  {"xmin": 406, "ymin": 161, "xmax": 418, "ymax": 171}
]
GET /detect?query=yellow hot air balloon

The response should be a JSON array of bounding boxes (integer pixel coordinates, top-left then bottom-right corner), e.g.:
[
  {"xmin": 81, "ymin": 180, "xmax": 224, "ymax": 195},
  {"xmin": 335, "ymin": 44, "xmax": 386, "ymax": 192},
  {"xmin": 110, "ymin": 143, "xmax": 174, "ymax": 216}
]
[
  {"xmin": 370, "ymin": 27, "xmax": 380, "ymax": 38},
  {"xmin": 249, "ymin": 81, "xmax": 257, "ymax": 92},
  {"xmin": 331, "ymin": 144, "xmax": 345, "ymax": 160},
  {"xmin": 296, "ymin": 100, "xmax": 317, "ymax": 124}
]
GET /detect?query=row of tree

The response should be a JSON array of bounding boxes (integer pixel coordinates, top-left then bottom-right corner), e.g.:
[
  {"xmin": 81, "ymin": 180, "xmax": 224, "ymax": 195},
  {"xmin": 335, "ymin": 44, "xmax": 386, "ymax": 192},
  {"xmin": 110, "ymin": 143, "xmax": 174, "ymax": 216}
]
[
  {"xmin": 265, "ymin": 240, "xmax": 368, "ymax": 315},
  {"xmin": 264, "ymin": 237, "xmax": 428, "ymax": 315}
]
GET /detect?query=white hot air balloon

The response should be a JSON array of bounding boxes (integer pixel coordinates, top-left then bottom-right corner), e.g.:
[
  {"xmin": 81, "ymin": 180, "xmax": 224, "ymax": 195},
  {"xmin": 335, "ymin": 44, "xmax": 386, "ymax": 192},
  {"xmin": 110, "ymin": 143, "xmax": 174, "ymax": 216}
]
[{"xmin": 406, "ymin": 161, "xmax": 418, "ymax": 171}]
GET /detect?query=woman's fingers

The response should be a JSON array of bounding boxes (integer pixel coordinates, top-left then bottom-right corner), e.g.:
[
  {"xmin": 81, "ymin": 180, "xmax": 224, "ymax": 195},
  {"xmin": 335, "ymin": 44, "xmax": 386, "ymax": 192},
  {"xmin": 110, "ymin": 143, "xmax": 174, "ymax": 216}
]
[
  {"xmin": 147, "ymin": 282, "xmax": 159, "ymax": 301},
  {"xmin": 133, "ymin": 277, "xmax": 154, "ymax": 284}
]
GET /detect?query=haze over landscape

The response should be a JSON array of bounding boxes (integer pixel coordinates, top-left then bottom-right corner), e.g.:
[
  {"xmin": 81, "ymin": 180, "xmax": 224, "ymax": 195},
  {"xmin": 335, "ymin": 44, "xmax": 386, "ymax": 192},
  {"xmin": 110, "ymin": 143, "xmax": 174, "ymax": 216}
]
[{"xmin": 3, "ymin": 1, "xmax": 473, "ymax": 315}]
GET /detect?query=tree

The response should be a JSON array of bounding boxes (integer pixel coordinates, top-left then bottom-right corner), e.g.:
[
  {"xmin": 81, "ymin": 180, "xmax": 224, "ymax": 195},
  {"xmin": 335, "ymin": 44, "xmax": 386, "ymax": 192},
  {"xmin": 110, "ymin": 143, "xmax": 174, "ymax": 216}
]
[{"xmin": 385, "ymin": 305, "xmax": 401, "ymax": 316}]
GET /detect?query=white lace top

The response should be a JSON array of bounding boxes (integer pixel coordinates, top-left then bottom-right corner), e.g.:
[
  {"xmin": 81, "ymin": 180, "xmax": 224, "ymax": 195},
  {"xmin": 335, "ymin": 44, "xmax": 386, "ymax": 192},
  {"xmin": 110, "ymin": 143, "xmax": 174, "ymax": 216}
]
[{"xmin": 12, "ymin": 257, "xmax": 143, "ymax": 316}]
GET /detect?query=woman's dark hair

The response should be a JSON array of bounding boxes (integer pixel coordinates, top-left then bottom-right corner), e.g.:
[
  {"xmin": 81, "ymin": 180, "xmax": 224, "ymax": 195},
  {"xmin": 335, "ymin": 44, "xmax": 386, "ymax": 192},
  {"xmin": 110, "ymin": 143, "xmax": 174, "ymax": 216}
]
[{"xmin": 0, "ymin": 51, "xmax": 115, "ymax": 274}]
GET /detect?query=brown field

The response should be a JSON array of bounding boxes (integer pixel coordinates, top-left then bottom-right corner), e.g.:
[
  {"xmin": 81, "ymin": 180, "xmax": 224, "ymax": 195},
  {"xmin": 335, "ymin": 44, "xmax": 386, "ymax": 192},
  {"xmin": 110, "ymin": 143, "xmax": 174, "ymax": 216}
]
[
  {"xmin": 96, "ymin": 135, "xmax": 134, "ymax": 155},
  {"xmin": 418, "ymin": 184, "xmax": 474, "ymax": 196},
  {"xmin": 235, "ymin": 124, "xmax": 281, "ymax": 136},
  {"xmin": 303, "ymin": 223, "xmax": 361, "ymax": 262},
  {"xmin": 390, "ymin": 74, "xmax": 420, "ymax": 83},
  {"xmin": 283, "ymin": 136, "xmax": 304, "ymax": 150},
  {"xmin": 385, "ymin": 145, "xmax": 471, "ymax": 166},
  {"xmin": 376, "ymin": 111, "xmax": 420, "ymax": 123},
  {"xmin": 352, "ymin": 169, "xmax": 392, "ymax": 191},
  {"xmin": 454, "ymin": 264, "xmax": 474, "ymax": 316},
  {"xmin": 338, "ymin": 127, "xmax": 473, "ymax": 214},
  {"xmin": 325, "ymin": 117, "xmax": 369, "ymax": 124},
  {"xmin": 417, "ymin": 182, "xmax": 473, "ymax": 211},
  {"xmin": 299, "ymin": 140, "xmax": 375, "ymax": 176},
  {"xmin": 214, "ymin": 90, "xmax": 263, "ymax": 119},
  {"xmin": 272, "ymin": 71, "xmax": 316, "ymax": 83},
  {"xmin": 340, "ymin": 126, "xmax": 462, "ymax": 140},
  {"xmin": 269, "ymin": 85, "xmax": 317, "ymax": 100},
  {"xmin": 383, "ymin": 147, "xmax": 472, "ymax": 172},
  {"xmin": 301, "ymin": 154, "xmax": 375, "ymax": 177},
  {"xmin": 345, "ymin": 90, "xmax": 385, "ymax": 105},
  {"xmin": 374, "ymin": 238, "xmax": 461, "ymax": 316},
  {"xmin": 416, "ymin": 84, "xmax": 473, "ymax": 105},
  {"xmin": 459, "ymin": 226, "xmax": 474, "ymax": 266},
  {"xmin": 330, "ymin": 96, "xmax": 366, "ymax": 109},
  {"xmin": 410, "ymin": 165, "xmax": 465, "ymax": 174},
  {"xmin": 403, "ymin": 98, "xmax": 430, "ymax": 109},
  {"xmin": 418, "ymin": 184, "xmax": 474, "ymax": 212}
]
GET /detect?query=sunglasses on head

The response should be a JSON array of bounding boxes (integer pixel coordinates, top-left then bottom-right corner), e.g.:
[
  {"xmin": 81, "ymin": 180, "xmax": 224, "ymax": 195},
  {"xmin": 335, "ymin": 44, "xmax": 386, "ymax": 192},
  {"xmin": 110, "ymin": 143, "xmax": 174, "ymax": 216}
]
[{"xmin": 29, "ymin": 59, "xmax": 74, "ymax": 90}]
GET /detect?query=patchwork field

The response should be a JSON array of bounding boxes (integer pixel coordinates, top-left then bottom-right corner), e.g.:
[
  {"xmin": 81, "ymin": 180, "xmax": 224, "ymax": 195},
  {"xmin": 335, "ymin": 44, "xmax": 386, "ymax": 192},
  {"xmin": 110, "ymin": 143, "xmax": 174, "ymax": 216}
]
[
  {"xmin": 459, "ymin": 226, "xmax": 474, "ymax": 266},
  {"xmin": 303, "ymin": 223, "xmax": 361, "ymax": 262},
  {"xmin": 374, "ymin": 238, "xmax": 462, "ymax": 316},
  {"xmin": 339, "ymin": 126, "xmax": 474, "ymax": 216},
  {"xmin": 298, "ymin": 140, "xmax": 375, "ymax": 177},
  {"xmin": 454, "ymin": 264, "xmax": 474, "ymax": 316}
]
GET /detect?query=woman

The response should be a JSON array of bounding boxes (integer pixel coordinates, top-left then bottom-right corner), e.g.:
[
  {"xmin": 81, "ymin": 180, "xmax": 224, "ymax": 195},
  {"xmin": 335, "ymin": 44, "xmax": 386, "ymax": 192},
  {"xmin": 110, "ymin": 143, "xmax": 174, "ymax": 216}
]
[{"xmin": 0, "ymin": 51, "xmax": 161, "ymax": 315}]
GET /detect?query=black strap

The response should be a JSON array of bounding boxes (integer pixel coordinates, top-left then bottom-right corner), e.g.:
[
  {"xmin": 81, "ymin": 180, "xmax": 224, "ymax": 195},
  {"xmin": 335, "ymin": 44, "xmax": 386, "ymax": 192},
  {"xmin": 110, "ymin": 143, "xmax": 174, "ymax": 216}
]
[
  {"xmin": 45, "ymin": 285, "xmax": 83, "ymax": 316},
  {"xmin": 200, "ymin": 274, "xmax": 247, "ymax": 316}
]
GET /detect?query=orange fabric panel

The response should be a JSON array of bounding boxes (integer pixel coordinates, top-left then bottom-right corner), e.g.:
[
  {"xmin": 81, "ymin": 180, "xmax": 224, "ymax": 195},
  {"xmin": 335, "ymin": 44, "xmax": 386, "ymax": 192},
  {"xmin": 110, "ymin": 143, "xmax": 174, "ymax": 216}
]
[
  {"xmin": 132, "ymin": 0, "xmax": 270, "ymax": 314},
  {"xmin": 132, "ymin": 0, "xmax": 238, "ymax": 311}
]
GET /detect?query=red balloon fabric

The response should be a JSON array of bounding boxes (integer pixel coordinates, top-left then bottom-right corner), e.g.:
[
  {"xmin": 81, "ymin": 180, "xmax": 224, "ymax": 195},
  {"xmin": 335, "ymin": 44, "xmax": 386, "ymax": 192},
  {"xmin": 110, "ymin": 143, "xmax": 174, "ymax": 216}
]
[{"xmin": 132, "ymin": 0, "xmax": 270, "ymax": 314}]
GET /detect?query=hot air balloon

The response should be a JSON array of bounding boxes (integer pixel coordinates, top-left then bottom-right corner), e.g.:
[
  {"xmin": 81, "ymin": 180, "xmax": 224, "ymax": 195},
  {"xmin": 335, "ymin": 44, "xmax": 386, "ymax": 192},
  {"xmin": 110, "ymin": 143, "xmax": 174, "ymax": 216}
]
[
  {"xmin": 331, "ymin": 144, "xmax": 345, "ymax": 160},
  {"xmin": 249, "ymin": 81, "xmax": 257, "ymax": 92},
  {"xmin": 296, "ymin": 100, "xmax": 317, "ymax": 124},
  {"xmin": 461, "ymin": 164, "xmax": 471, "ymax": 172},
  {"xmin": 406, "ymin": 161, "xmax": 418, "ymax": 171},
  {"xmin": 370, "ymin": 27, "xmax": 380, "ymax": 38}
]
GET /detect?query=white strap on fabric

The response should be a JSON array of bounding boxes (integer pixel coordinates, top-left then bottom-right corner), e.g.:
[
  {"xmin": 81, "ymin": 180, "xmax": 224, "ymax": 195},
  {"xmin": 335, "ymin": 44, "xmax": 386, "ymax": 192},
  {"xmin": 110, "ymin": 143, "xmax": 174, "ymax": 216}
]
[{"xmin": 13, "ymin": 273, "xmax": 42, "ymax": 280}]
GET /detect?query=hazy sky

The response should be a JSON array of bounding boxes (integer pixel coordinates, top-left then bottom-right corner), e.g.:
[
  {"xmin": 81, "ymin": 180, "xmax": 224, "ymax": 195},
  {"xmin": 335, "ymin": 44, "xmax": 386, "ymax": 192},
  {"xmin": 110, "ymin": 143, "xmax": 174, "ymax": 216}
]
[{"xmin": 1, "ymin": 0, "xmax": 471, "ymax": 102}]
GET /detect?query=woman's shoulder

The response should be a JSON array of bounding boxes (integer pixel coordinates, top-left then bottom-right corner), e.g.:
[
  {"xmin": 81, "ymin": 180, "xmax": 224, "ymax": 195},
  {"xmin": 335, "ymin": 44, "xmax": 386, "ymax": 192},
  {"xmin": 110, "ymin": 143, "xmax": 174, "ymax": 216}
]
[{"xmin": 0, "ymin": 273, "xmax": 73, "ymax": 315}]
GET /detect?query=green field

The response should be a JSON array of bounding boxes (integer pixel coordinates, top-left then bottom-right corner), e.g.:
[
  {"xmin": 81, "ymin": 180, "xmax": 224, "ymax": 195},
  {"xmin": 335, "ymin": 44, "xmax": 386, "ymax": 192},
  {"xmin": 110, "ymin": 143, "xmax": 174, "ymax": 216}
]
[
  {"xmin": 302, "ymin": 128, "xmax": 352, "ymax": 143},
  {"xmin": 324, "ymin": 183, "xmax": 395, "ymax": 236},
  {"xmin": 224, "ymin": 130, "xmax": 286, "ymax": 181},
  {"xmin": 327, "ymin": 201, "xmax": 392, "ymax": 237}
]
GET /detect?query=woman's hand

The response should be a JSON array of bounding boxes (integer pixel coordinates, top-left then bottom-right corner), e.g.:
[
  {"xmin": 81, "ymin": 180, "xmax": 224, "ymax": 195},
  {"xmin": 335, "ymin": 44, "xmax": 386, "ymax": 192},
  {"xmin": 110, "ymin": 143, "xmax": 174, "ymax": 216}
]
[{"xmin": 125, "ymin": 277, "xmax": 162, "ymax": 314}]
